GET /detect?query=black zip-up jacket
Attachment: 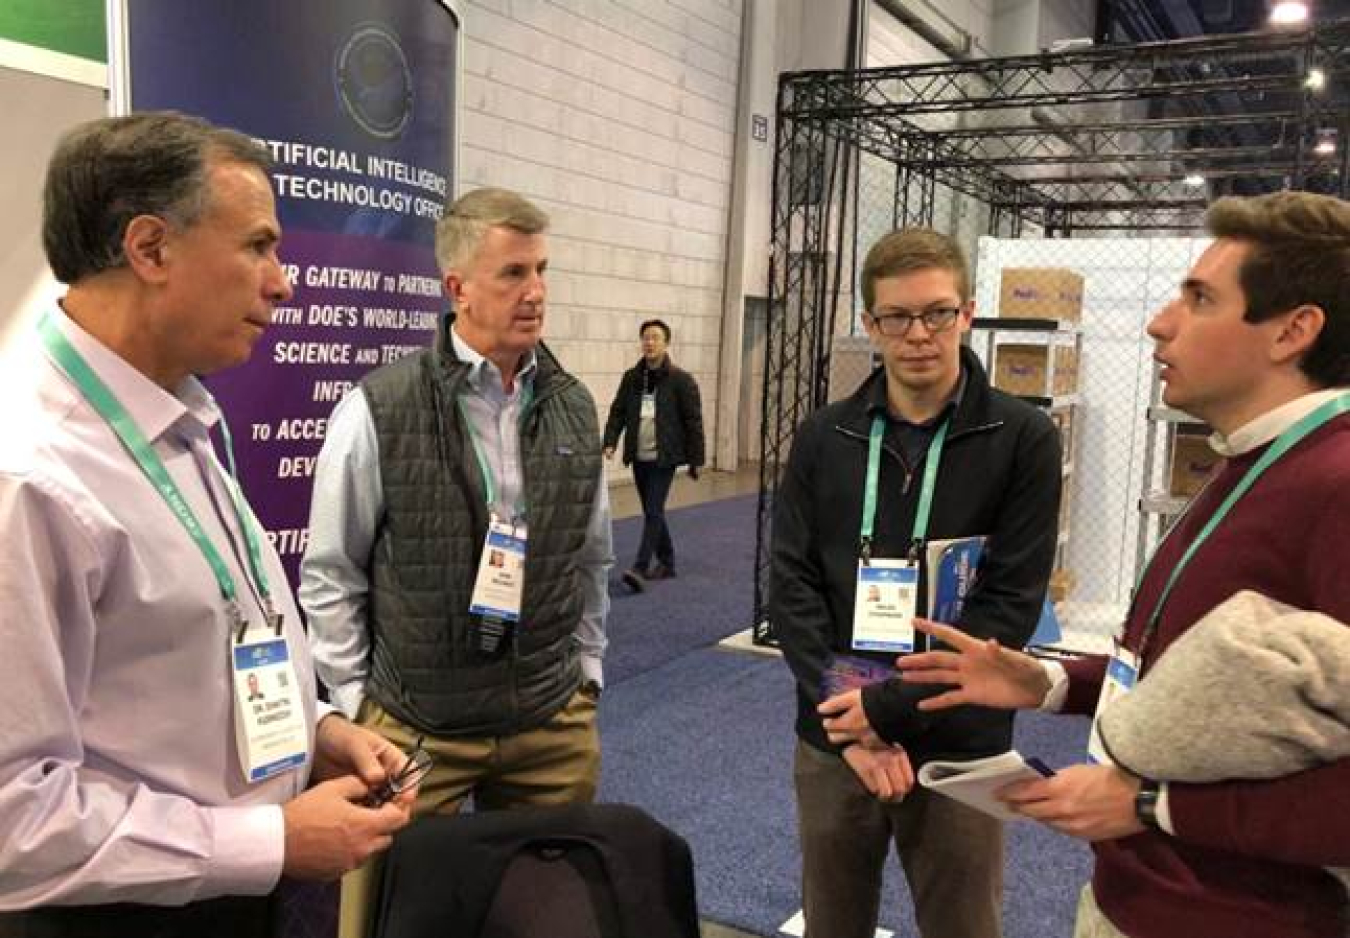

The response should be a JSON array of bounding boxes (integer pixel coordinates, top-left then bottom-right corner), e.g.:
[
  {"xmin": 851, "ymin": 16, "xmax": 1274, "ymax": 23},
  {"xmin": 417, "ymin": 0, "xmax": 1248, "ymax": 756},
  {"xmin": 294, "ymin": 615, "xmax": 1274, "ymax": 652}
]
[
  {"xmin": 771, "ymin": 346, "xmax": 1062, "ymax": 763},
  {"xmin": 602, "ymin": 357, "xmax": 705, "ymax": 469}
]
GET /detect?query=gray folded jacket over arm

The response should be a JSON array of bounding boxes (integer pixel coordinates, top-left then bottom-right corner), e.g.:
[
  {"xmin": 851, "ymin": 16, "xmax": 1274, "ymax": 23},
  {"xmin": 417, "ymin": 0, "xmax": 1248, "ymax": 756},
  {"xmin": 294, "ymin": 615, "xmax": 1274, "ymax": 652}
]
[
  {"xmin": 1098, "ymin": 589, "xmax": 1350, "ymax": 782},
  {"xmin": 1097, "ymin": 589, "xmax": 1350, "ymax": 900}
]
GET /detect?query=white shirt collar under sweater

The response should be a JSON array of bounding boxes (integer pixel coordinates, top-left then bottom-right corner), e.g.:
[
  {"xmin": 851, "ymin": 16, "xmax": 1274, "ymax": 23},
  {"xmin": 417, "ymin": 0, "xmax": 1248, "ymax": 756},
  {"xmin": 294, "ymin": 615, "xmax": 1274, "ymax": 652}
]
[{"xmin": 1209, "ymin": 387, "xmax": 1349, "ymax": 457}]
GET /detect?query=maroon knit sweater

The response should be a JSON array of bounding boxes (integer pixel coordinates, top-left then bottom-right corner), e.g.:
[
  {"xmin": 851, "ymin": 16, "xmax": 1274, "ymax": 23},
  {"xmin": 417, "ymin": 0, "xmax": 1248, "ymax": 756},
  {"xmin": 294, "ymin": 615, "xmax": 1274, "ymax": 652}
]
[{"xmin": 1063, "ymin": 412, "xmax": 1350, "ymax": 938}]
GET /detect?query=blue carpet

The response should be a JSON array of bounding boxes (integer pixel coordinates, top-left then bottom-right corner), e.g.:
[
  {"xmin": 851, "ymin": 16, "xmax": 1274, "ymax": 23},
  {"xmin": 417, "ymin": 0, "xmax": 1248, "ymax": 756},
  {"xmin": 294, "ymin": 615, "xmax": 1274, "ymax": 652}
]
[
  {"xmin": 603, "ymin": 493, "xmax": 757, "ymax": 685},
  {"xmin": 599, "ymin": 646, "xmax": 1094, "ymax": 937}
]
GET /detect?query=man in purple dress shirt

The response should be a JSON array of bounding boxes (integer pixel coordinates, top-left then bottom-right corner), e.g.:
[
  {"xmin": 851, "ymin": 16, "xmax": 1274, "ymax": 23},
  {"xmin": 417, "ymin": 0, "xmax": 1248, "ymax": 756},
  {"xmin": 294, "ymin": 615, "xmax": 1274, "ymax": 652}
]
[{"xmin": 0, "ymin": 112, "xmax": 413, "ymax": 937}]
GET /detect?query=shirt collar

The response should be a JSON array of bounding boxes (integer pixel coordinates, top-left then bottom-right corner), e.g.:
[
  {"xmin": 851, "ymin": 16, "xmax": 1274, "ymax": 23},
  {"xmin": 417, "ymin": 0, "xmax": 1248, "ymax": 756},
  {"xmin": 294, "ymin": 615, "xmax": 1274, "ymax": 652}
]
[
  {"xmin": 450, "ymin": 324, "xmax": 537, "ymax": 394},
  {"xmin": 1210, "ymin": 387, "xmax": 1349, "ymax": 457},
  {"xmin": 866, "ymin": 364, "xmax": 967, "ymax": 427},
  {"xmin": 50, "ymin": 305, "xmax": 219, "ymax": 443}
]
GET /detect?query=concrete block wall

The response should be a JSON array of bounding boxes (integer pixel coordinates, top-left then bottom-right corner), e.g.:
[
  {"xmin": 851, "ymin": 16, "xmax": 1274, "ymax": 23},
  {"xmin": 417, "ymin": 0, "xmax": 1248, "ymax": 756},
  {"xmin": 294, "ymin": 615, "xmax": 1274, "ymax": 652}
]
[{"xmin": 457, "ymin": 0, "xmax": 743, "ymax": 473}]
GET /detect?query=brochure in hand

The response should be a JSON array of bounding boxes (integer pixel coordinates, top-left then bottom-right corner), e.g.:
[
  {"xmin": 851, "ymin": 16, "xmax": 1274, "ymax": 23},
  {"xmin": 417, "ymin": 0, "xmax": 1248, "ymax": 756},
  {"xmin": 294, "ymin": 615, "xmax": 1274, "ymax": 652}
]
[
  {"xmin": 820, "ymin": 654, "xmax": 895, "ymax": 700},
  {"xmin": 916, "ymin": 750, "xmax": 1055, "ymax": 821},
  {"xmin": 925, "ymin": 535, "xmax": 985, "ymax": 623}
]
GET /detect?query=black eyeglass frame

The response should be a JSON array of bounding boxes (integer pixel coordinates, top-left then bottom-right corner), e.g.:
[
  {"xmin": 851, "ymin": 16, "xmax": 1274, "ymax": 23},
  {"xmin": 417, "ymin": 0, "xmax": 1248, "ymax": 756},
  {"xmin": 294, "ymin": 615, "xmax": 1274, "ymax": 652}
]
[
  {"xmin": 365, "ymin": 736, "xmax": 433, "ymax": 807},
  {"xmin": 865, "ymin": 306, "xmax": 963, "ymax": 337}
]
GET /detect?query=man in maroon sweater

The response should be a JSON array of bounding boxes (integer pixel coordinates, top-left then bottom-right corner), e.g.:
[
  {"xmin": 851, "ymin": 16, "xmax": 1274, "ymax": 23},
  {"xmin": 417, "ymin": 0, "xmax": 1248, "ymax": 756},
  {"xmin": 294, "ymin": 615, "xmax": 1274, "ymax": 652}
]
[{"xmin": 899, "ymin": 191, "xmax": 1350, "ymax": 938}]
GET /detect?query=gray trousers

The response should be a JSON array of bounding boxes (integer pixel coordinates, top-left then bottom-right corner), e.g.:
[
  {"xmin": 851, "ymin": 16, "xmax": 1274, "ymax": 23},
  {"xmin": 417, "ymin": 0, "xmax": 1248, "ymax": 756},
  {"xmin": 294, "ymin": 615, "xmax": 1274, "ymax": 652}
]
[{"xmin": 794, "ymin": 740, "xmax": 1005, "ymax": 938}]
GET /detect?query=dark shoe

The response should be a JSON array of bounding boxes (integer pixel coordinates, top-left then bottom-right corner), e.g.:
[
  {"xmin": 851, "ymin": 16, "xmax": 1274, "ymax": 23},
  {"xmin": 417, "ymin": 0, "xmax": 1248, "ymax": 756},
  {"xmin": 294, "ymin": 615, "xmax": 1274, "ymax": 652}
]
[
  {"xmin": 621, "ymin": 568, "xmax": 648, "ymax": 592},
  {"xmin": 647, "ymin": 563, "xmax": 677, "ymax": 580}
]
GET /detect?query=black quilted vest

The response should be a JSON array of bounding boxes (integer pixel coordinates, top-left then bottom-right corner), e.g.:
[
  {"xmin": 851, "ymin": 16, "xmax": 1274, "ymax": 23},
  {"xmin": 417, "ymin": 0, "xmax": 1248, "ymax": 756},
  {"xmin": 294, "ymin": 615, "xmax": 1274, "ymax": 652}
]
[{"xmin": 360, "ymin": 325, "xmax": 602, "ymax": 736}]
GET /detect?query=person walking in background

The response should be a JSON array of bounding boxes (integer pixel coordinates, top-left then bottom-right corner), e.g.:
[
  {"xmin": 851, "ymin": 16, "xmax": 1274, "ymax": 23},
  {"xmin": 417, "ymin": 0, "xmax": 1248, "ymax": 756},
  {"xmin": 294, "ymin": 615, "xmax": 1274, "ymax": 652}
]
[{"xmin": 603, "ymin": 318, "xmax": 705, "ymax": 592}]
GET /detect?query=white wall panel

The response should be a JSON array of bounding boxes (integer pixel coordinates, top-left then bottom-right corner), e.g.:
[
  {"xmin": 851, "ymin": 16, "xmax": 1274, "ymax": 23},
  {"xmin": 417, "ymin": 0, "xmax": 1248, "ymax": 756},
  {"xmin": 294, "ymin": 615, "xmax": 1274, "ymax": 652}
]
[{"xmin": 460, "ymin": 0, "xmax": 742, "ymax": 466}]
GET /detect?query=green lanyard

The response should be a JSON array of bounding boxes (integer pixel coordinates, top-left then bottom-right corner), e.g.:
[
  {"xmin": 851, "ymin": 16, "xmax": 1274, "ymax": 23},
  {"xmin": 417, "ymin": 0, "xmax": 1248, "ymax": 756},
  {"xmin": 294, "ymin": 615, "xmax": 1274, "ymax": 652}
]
[
  {"xmin": 39, "ymin": 313, "xmax": 273, "ymax": 627},
  {"xmin": 1137, "ymin": 391, "xmax": 1350, "ymax": 657},
  {"xmin": 860, "ymin": 414, "xmax": 949, "ymax": 562},
  {"xmin": 456, "ymin": 382, "xmax": 533, "ymax": 520}
]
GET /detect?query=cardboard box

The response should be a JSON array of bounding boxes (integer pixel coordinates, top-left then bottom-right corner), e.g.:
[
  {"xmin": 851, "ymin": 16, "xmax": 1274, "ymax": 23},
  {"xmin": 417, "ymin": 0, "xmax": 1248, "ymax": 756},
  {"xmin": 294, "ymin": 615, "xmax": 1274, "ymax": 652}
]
[
  {"xmin": 993, "ymin": 344, "xmax": 1050, "ymax": 397},
  {"xmin": 1049, "ymin": 567, "xmax": 1076, "ymax": 603},
  {"xmin": 1052, "ymin": 345, "xmax": 1079, "ymax": 396},
  {"xmin": 1049, "ymin": 405, "xmax": 1075, "ymax": 460},
  {"xmin": 1169, "ymin": 434, "xmax": 1219, "ymax": 498},
  {"xmin": 998, "ymin": 268, "xmax": 1085, "ymax": 321}
]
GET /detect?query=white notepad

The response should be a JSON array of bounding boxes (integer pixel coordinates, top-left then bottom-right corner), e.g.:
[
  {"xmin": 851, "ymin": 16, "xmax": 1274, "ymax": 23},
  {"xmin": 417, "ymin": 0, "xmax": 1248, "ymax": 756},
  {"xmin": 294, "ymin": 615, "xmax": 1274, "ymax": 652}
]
[{"xmin": 917, "ymin": 750, "xmax": 1053, "ymax": 821}]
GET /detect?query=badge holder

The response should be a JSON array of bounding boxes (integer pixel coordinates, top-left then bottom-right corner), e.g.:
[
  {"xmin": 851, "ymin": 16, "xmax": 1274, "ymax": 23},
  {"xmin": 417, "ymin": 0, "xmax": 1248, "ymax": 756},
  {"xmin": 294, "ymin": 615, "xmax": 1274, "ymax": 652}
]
[
  {"xmin": 469, "ymin": 518, "xmax": 527, "ymax": 655},
  {"xmin": 1086, "ymin": 641, "xmax": 1139, "ymax": 765},
  {"xmin": 230, "ymin": 602, "xmax": 309, "ymax": 783},
  {"xmin": 851, "ymin": 540, "xmax": 920, "ymax": 653}
]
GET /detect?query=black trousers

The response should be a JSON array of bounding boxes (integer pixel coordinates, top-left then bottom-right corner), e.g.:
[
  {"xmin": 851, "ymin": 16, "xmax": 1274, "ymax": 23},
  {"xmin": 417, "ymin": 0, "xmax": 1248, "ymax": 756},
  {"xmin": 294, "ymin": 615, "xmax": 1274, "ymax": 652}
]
[
  {"xmin": 632, "ymin": 462, "xmax": 677, "ymax": 570},
  {"xmin": 0, "ymin": 895, "xmax": 273, "ymax": 938}
]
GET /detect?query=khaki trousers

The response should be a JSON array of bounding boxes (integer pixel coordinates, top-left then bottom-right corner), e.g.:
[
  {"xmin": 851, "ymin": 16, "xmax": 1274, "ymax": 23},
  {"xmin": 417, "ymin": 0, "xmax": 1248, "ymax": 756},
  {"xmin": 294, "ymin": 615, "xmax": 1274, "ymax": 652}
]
[
  {"xmin": 1072, "ymin": 884, "xmax": 1127, "ymax": 938},
  {"xmin": 339, "ymin": 689, "xmax": 601, "ymax": 938},
  {"xmin": 794, "ymin": 740, "xmax": 1005, "ymax": 938}
]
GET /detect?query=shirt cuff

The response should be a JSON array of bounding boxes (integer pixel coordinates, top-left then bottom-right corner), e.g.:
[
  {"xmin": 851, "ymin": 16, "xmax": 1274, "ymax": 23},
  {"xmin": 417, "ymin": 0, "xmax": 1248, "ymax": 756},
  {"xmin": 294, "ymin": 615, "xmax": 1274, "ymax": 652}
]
[
  {"xmin": 1038, "ymin": 659, "xmax": 1070, "ymax": 712},
  {"xmin": 579, "ymin": 654, "xmax": 603, "ymax": 688},
  {"xmin": 203, "ymin": 804, "xmax": 285, "ymax": 900},
  {"xmin": 1155, "ymin": 782, "xmax": 1175, "ymax": 834},
  {"xmin": 330, "ymin": 681, "xmax": 367, "ymax": 721}
]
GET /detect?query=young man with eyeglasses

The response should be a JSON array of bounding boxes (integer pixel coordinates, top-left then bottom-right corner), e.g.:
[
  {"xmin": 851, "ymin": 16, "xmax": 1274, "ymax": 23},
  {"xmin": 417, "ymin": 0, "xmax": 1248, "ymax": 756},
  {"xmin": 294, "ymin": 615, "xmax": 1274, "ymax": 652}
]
[{"xmin": 771, "ymin": 228, "xmax": 1061, "ymax": 938}]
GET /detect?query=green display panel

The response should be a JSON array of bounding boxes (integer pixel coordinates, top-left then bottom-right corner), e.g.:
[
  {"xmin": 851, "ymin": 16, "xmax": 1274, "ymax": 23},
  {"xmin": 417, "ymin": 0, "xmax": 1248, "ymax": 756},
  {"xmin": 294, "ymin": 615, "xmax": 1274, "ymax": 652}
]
[{"xmin": 0, "ymin": 0, "xmax": 106, "ymax": 62}]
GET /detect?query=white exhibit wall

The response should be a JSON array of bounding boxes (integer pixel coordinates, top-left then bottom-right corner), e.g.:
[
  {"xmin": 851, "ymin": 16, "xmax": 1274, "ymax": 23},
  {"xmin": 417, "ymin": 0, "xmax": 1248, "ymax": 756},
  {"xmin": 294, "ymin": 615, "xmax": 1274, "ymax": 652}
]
[
  {"xmin": 456, "ymin": 0, "xmax": 743, "ymax": 472},
  {"xmin": 0, "ymin": 64, "xmax": 105, "ymax": 353}
]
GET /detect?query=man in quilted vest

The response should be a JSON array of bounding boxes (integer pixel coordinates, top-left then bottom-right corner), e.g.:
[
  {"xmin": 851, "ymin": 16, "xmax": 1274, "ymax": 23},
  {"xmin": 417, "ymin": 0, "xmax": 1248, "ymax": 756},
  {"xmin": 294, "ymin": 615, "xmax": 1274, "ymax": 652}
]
[{"xmin": 301, "ymin": 187, "xmax": 613, "ymax": 938}]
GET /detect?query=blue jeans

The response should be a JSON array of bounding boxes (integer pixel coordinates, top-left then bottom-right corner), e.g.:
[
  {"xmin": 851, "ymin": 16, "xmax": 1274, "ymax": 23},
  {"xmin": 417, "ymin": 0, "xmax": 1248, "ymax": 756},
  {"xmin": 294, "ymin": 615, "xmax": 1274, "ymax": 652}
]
[{"xmin": 632, "ymin": 461, "xmax": 676, "ymax": 570}]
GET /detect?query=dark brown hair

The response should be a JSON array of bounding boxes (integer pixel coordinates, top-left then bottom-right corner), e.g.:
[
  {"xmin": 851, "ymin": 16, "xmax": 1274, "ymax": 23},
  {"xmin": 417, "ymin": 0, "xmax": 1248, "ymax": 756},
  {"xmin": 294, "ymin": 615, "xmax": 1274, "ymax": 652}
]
[{"xmin": 1207, "ymin": 192, "xmax": 1350, "ymax": 387}]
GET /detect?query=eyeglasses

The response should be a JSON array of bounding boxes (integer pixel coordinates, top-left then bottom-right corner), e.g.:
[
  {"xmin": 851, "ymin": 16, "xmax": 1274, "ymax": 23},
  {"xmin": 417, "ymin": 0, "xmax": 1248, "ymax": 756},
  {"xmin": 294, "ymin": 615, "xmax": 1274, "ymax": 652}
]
[
  {"xmin": 365, "ymin": 737, "xmax": 433, "ymax": 807},
  {"xmin": 867, "ymin": 307, "xmax": 961, "ymax": 336}
]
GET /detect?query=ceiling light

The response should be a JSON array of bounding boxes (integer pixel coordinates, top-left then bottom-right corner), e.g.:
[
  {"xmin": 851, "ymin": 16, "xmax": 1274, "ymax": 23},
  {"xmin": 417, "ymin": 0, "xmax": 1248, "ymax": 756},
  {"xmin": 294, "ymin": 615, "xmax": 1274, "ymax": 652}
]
[
  {"xmin": 1183, "ymin": 173, "xmax": 1206, "ymax": 187},
  {"xmin": 1306, "ymin": 68, "xmax": 1326, "ymax": 91},
  {"xmin": 1270, "ymin": 1, "xmax": 1310, "ymax": 26}
]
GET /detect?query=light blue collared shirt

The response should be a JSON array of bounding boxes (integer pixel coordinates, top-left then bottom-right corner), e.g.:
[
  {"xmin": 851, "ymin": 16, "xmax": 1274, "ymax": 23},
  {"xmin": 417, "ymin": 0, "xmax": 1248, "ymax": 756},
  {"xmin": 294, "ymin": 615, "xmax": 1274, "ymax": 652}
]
[{"xmin": 300, "ymin": 326, "xmax": 612, "ymax": 718}]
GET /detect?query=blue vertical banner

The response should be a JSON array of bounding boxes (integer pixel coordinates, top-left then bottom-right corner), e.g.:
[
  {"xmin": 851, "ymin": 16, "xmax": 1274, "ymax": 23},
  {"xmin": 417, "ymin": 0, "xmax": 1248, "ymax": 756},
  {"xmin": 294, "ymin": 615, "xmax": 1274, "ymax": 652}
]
[{"xmin": 110, "ymin": 0, "xmax": 459, "ymax": 588}]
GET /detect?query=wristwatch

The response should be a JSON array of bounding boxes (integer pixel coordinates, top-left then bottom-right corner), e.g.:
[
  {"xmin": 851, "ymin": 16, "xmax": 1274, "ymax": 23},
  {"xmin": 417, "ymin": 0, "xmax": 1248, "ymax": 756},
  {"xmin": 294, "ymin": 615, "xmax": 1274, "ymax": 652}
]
[
  {"xmin": 581, "ymin": 679, "xmax": 603, "ymax": 699},
  {"xmin": 1134, "ymin": 778, "xmax": 1162, "ymax": 830}
]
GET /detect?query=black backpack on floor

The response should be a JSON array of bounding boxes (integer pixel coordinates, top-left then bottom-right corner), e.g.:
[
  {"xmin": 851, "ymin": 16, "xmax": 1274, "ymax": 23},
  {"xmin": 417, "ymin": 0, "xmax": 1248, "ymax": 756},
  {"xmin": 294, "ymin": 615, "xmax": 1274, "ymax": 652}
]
[{"xmin": 371, "ymin": 804, "xmax": 700, "ymax": 938}]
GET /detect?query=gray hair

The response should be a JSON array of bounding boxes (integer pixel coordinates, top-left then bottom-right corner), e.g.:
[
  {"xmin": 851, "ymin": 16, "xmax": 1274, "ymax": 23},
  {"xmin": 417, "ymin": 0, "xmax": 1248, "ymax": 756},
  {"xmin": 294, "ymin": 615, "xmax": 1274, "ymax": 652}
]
[
  {"xmin": 42, "ymin": 111, "xmax": 272, "ymax": 284},
  {"xmin": 434, "ymin": 187, "xmax": 549, "ymax": 274}
]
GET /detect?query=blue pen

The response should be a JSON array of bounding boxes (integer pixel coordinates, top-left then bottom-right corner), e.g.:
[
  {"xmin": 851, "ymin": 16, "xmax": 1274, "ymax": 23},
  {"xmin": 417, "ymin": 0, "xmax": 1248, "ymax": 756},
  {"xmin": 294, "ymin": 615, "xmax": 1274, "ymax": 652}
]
[{"xmin": 1024, "ymin": 757, "xmax": 1055, "ymax": 777}]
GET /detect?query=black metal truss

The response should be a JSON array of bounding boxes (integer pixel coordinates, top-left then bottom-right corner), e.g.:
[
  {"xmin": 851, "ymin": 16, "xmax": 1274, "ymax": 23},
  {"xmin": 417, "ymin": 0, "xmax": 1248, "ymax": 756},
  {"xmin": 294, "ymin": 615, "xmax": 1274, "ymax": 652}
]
[
  {"xmin": 785, "ymin": 25, "xmax": 1350, "ymax": 119},
  {"xmin": 752, "ymin": 21, "xmax": 1350, "ymax": 644}
]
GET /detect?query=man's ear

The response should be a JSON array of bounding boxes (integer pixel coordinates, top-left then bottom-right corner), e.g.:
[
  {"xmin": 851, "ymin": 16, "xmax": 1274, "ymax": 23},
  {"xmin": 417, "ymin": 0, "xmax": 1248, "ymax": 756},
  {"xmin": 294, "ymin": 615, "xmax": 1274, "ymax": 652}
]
[
  {"xmin": 1272, "ymin": 304, "xmax": 1325, "ymax": 367},
  {"xmin": 123, "ymin": 215, "xmax": 172, "ymax": 284},
  {"xmin": 959, "ymin": 299, "xmax": 976, "ymax": 329},
  {"xmin": 443, "ymin": 270, "xmax": 467, "ymax": 309}
]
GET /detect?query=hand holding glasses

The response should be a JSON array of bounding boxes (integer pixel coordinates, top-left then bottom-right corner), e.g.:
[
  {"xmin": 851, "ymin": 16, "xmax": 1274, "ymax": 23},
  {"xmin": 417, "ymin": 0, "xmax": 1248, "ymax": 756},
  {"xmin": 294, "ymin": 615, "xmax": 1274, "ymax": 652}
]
[
  {"xmin": 867, "ymin": 306, "xmax": 961, "ymax": 337},
  {"xmin": 364, "ymin": 736, "xmax": 433, "ymax": 807}
]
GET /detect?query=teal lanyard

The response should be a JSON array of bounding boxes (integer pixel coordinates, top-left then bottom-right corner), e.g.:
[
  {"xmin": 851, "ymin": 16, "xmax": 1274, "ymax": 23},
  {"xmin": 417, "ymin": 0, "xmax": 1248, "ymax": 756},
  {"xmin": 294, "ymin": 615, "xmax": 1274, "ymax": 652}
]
[
  {"xmin": 860, "ymin": 414, "xmax": 949, "ymax": 562},
  {"xmin": 39, "ymin": 313, "xmax": 273, "ymax": 627},
  {"xmin": 1136, "ymin": 391, "xmax": 1350, "ymax": 659},
  {"xmin": 456, "ymin": 380, "xmax": 533, "ymax": 520}
]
